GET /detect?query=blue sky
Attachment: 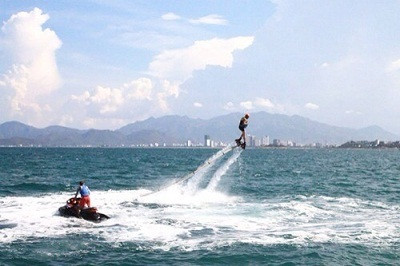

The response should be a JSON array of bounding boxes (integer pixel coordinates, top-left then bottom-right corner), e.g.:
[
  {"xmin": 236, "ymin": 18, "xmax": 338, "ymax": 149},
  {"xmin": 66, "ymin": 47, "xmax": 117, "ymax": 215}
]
[{"xmin": 1, "ymin": 1, "xmax": 400, "ymax": 134}]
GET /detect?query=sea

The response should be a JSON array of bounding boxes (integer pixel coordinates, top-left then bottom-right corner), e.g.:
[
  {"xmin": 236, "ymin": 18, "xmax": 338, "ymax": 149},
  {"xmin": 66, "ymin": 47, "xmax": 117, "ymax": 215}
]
[{"xmin": 0, "ymin": 147, "xmax": 399, "ymax": 265}]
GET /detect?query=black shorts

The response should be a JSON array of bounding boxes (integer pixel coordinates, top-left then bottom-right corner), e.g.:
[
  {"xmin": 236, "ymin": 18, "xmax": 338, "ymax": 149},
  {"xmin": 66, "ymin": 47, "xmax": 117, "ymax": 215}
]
[{"xmin": 239, "ymin": 125, "xmax": 247, "ymax": 131}]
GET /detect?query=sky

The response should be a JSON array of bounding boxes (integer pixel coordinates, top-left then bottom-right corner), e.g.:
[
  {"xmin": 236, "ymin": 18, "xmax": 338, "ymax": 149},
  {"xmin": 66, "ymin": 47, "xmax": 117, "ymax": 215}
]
[{"xmin": 1, "ymin": 0, "xmax": 400, "ymax": 134}]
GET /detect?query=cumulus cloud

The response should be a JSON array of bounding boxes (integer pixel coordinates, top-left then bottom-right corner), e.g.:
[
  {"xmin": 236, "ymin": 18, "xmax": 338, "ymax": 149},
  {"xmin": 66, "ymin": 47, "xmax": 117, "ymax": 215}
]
[
  {"xmin": 0, "ymin": 8, "xmax": 61, "ymax": 123},
  {"xmin": 345, "ymin": 110, "xmax": 363, "ymax": 115},
  {"xmin": 254, "ymin": 97, "xmax": 274, "ymax": 108},
  {"xmin": 69, "ymin": 77, "xmax": 183, "ymax": 128},
  {"xmin": 320, "ymin": 62, "xmax": 329, "ymax": 68},
  {"xmin": 189, "ymin": 14, "xmax": 228, "ymax": 25},
  {"xmin": 156, "ymin": 80, "xmax": 180, "ymax": 111},
  {"xmin": 223, "ymin": 101, "xmax": 235, "ymax": 111},
  {"xmin": 123, "ymin": 78, "xmax": 153, "ymax": 100},
  {"xmin": 305, "ymin": 103, "xmax": 319, "ymax": 110},
  {"xmin": 161, "ymin": 12, "xmax": 181, "ymax": 21},
  {"xmin": 145, "ymin": 36, "xmax": 254, "ymax": 111},
  {"xmin": 71, "ymin": 77, "xmax": 153, "ymax": 115},
  {"xmin": 386, "ymin": 59, "xmax": 400, "ymax": 72},
  {"xmin": 149, "ymin": 36, "xmax": 254, "ymax": 81},
  {"xmin": 240, "ymin": 101, "xmax": 254, "ymax": 110},
  {"xmin": 60, "ymin": 115, "xmax": 74, "ymax": 126},
  {"xmin": 68, "ymin": 35, "xmax": 254, "ymax": 127}
]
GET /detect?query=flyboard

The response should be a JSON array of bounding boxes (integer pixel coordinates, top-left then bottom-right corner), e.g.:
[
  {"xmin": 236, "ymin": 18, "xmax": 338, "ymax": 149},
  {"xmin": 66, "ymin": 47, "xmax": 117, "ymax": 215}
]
[
  {"xmin": 235, "ymin": 139, "xmax": 246, "ymax": 149},
  {"xmin": 137, "ymin": 142, "xmax": 244, "ymax": 199}
]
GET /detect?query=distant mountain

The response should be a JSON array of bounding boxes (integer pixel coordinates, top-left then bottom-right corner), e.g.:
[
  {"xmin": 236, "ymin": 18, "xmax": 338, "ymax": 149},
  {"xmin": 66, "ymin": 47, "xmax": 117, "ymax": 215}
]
[
  {"xmin": 0, "ymin": 112, "xmax": 398, "ymax": 146},
  {"xmin": 118, "ymin": 112, "xmax": 399, "ymax": 144},
  {"xmin": 0, "ymin": 121, "xmax": 42, "ymax": 139}
]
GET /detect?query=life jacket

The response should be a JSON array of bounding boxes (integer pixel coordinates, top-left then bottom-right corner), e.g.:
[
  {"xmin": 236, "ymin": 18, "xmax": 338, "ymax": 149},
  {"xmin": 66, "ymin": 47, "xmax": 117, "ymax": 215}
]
[
  {"xmin": 79, "ymin": 185, "xmax": 90, "ymax": 197},
  {"xmin": 239, "ymin": 117, "xmax": 248, "ymax": 128}
]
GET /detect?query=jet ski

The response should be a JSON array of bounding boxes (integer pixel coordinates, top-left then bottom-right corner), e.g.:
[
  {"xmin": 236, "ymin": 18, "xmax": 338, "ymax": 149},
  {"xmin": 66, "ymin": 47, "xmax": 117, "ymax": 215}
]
[{"xmin": 59, "ymin": 197, "xmax": 110, "ymax": 222}]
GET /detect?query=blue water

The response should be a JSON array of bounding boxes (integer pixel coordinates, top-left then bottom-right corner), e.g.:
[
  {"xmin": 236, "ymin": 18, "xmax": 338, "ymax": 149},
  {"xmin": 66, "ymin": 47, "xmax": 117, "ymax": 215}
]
[{"xmin": 0, "ymin": 147, "xmax": 399, "ymax": 265}]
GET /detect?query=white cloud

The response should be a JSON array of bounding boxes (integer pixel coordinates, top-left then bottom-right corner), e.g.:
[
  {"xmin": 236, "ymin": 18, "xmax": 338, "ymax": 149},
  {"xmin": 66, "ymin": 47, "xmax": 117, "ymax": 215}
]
[
  {"xmin": 123, "ymin": 78, "xmax": 153, "ymax": 100},
  {"xmin": 386, "ymin": 59, "xmax": 400, "ymax": 72},
  {"xmin": 193, "ymin": 102, "xmax": 203, "ymax": 107},
  {"xmin": 69, "ymin": 76, "xmax": 182, "ymax": 126},
  {"xmin": 254, "ymin": 97, "xmax": 274, "ymax": 108},
  {"xmin": 0, "ymin": 8, "xmax": 61, "ymax": 123},
  {"xmin": 240, "ymin": 101, "xmax": 254, "ymax": 110},
  {"xmin": 189, "ymin": 14, "xmax": 228, "ymax": 25},
  {"xmin": 60, "ymin": 115, "xmax": 74, "ymax": 126},
  {"xmin": 67, "ymin": 35, "xmax": 254, "ymax": 126},
  {"xmin": 90, "ymin": 86, "xmax": 125, "ymax": 114},
  {"xmin": 149, "ymin": 36, "xmax": 254, "ymax": 81},
  {"xmin": 71, "ymin": 91, "xmax": 90, "ymax": 102},
  {"xmin": 305, "ymin": 103, "xmax": 319, "ymax": 110},
  {"xmin": 161, "ymin": 12, "xmax": 181, "ymax": 21},
  {"xmin": 156, "ymin": 80, "xmax": 180, "ymax": 111},
  {"xmin": 145, "ymin": 36, "xmax": 254, "ymax": 112},
  {"xmin": 345, "ymin": 110, "xmax": 363, "ymax": 115},
  {"xmin": 223, "ymin": 101, "xmax": 234, "ymax": 111},
  {"xmin": 321, "ymin": 62, "xmax": 329, "ymax": 68},
  {"xmin": 71, "ymin": 77, "xmax": 154, "ymax": 115}
]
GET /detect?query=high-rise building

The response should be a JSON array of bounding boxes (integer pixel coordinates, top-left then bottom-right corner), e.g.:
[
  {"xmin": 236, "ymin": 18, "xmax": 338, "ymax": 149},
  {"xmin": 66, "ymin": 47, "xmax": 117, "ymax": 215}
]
[
  {"xmin": 273, "ymin": 139, "xmax": 281, "ymax": 146},
  {"xmin": 254, "ymin": 137, "xmax": 261, "ymax": 147},
  {"xmin": 204, "ymin": 135, "xmax": 211, "ymax": 147},
  {"xmin": 247, "ymin": 135, "xmax": 254, "ymax": 147},
  {"xmin": 262, "ymin": 136, "xmax": 270, "ymax": 146}
]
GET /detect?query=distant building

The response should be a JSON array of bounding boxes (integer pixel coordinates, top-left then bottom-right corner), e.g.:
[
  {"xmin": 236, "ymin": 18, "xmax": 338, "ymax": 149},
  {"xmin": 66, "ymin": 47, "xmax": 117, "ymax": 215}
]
[
  {"xmin": 254, "ymin": 137, "xmax": 261, "ymax": 147},
  {"xmin": 273, "ymin": 139, "xmax": 281, "ymax": 146},
  {"xmin": 247, "ymin": 135, "xmax": 254, "ymax": 147},
  {"xmin": 204, "ymin": 135, "xmax": 211, "ymax": 147},
  {"xmin": 262, "ymin": 136, "xmax": 270, "ymax": 146},
  {"xmin": 186, "ymin": 140, "xmax": 192, "ymax": 147}
]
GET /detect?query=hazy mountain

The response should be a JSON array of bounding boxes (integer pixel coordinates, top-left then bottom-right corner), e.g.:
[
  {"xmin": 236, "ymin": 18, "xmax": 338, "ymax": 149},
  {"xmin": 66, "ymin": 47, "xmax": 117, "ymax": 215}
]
[
  {"xmin": 0, "ymin": 137, "xmax": 37, "ymax": 146},
  {"xmin": 0, "ymin": 121, "xmax": 42, "ymax": 139},
  {"xmin": 118, "ymin": 112, "xmax": 399, "ymax": 144},
  {"xmin": 0, "ymin": 112, "xmax": 398, "ymax": 146}
]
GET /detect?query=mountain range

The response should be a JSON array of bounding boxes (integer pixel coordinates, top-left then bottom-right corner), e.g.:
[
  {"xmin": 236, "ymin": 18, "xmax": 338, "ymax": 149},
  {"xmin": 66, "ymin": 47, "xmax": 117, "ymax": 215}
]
[{"xmin": 0, "ymin": 112, "xmax": 398, "ymax": 146}]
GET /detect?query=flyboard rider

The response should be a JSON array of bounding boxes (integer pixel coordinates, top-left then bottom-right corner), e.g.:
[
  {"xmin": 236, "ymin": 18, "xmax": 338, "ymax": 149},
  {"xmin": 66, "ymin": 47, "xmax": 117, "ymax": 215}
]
[{"xmin": 235, "ymin": 113, "xmax": 250, "ymax": 149}]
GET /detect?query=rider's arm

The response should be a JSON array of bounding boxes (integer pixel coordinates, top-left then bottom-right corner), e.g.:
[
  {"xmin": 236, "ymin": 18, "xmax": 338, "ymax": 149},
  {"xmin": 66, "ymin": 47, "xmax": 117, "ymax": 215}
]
[{"xmin": 74, "ymin": 186, "xmax": 80, "ymax": 199}]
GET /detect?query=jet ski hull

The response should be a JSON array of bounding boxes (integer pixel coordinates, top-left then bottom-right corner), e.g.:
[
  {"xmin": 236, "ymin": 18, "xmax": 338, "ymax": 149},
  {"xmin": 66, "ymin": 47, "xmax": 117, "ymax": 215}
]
[{"xmin": 59, "ymin": 198, "xmax": 110, "ymax": 222}]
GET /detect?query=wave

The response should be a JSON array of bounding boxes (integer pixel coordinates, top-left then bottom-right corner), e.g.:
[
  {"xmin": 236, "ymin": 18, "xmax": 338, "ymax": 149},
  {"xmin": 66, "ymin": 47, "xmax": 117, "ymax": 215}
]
[
  {"xmin": 1, "ymin": 148, "xmax": 398, "ymax": 250},
  {"xmin": 0, "ymin": 191, "xmax": 398, "ymax": 251}
]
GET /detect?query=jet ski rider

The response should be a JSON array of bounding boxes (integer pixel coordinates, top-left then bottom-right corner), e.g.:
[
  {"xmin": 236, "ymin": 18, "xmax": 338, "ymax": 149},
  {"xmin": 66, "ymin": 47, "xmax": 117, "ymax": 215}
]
[{"xmin": 74, "ymin": 180, "xmax": 91, "ymax": 209}]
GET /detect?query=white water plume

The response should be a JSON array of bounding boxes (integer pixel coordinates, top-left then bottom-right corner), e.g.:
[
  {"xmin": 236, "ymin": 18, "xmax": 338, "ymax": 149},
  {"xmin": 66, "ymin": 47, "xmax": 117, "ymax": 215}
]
[
  {"xmin": 139, "ymin": 144, "xmax": 237, "ymax": 199},
  {"xmin": 184, "ymin": 153, "xmax": 221, "ymax": 194},
  {"xmin": 206, "ymin": 148, "xmax": 242, "ymax": 191}
]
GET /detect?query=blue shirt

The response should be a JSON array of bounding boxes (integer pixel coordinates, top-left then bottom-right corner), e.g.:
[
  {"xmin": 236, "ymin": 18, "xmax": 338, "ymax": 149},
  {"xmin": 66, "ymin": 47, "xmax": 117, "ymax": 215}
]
[{"xmin": 79, "ymin": 185, "xmax": 90, "ymax": 197}]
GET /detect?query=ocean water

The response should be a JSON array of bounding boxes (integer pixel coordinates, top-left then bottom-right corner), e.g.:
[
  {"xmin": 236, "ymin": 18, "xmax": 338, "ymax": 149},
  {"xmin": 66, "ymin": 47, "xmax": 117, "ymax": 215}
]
[{"xmin": 0, "ymin": 147, "xmax": 399, "ymax": 265}]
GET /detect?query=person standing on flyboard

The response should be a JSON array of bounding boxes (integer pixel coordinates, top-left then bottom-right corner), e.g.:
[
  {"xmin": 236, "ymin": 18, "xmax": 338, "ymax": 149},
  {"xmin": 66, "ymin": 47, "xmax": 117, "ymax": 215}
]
[{"xmin": 235, "ymin": 113, "xmax": 249, "ymax": 149}]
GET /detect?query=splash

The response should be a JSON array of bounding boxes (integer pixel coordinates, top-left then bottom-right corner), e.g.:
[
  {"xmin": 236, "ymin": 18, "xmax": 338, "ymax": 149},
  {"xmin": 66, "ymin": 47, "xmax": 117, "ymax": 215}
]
[
  {"xmin": 138, "ymin": 144, "xmax": 238, "ymax": 199},
  {"xmin": 206, "ymin": 148, "xmax": 242, "ymax": 191},
  {"xmin": 138, "ymin": 145, "xmax": 242, "ymax": 205},
  {"xmin": 0, "ymin": 193, "xmax": 399, "ymax": 251}
]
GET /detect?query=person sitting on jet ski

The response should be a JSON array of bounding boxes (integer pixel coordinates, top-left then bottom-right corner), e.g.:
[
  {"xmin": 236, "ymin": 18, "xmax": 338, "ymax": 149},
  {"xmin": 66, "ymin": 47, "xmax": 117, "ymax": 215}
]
[{"xmin": 74, "ymin": 180, "xmax": 91, "ymax": 209}]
